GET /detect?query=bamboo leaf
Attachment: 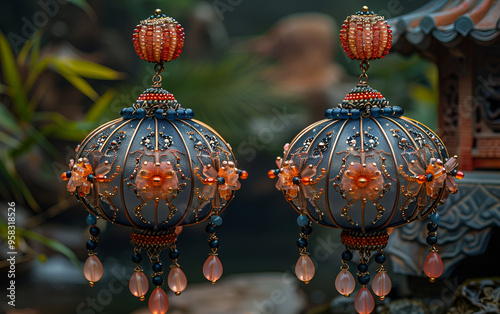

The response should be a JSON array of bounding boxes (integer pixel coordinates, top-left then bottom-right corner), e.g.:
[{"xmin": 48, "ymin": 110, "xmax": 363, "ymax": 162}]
[
  {"xmin": 21, "ymin": 229, "xmax": 81, "ymax": 269},
  {"xmin": 85, "ymin": 89, "xmax": 116, "ymax": 122},
  {"xmin": 60, "ymin": 58, "xmax": 124, "ymax": 80},
  {"xmin": 17, "ymin": 32, "xmax": 41, "ymax": 67},
  {"xmin": 0, "ymin": 152, "xmax": 40, "ymax": 211},
  {"xmin": 23, "ymin": 57, "xmax": 52, "ymax": 91},
  {"xmin": 0, "ymin": 102, "xmax": 21, "ymax": 133},
  {"xmin": 57, "ymin": 69, "xmax": 99, "ymax": 100},
  {"xmin": 0, "ymin": 31, "xmax": 30, "ymax": 121}
]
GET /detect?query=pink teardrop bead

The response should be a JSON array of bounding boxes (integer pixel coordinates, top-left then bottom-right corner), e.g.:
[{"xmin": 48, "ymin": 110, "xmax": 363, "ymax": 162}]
[
  {"xmin": 335, "ymin": 269, "xmax": 355, "ymax": 296},
  {"xmin": 354, "ymin": 287, "xmax": 375, "ymax": 314},
  {"xmin": 295, "ymin": 255, "xmax": 315, "ymax": 283},
  {"xmin": 168, "ymin": 266, "xmax": 187, "ymax": 294},
  {"xmin": 129, "ymin": 270, "xmax": 149, "ymax": 298},
  {"xmin": 148, "ymin": 287, "xmax": 169, "ymax": 314},
  {"xmin": 372, "ymin": 271, "xmax": 391, "ymax": 299},
  {"xmin": 83, "ymin": 255, "xmax": 103, "ymax": 284},
  {"xmin": 203, "ymin": 255, "xmax": 223, "ymax": 283},
  {"xmin": 423, "ymin": 251, "xmax": 443, "ymax": 281}
]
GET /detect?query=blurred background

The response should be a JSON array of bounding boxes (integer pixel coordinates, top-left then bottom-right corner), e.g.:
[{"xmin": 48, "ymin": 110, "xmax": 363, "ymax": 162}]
[{"xmin": 0, "ymin": 0, "xmax": 457, "ymax": 313}]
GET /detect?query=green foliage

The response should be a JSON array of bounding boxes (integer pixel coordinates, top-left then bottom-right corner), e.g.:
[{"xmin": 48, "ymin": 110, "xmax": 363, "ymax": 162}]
[
  {"xmin": 0, "ymin": 30, "xmax": 121, "ymax": 266},
  {"xmin": 0, "ymin": 216, "xmax": 80, "ymax": 269},
  {"xmin": 0, "ymin": 30, "xmax": 123, "ymax": 208}
]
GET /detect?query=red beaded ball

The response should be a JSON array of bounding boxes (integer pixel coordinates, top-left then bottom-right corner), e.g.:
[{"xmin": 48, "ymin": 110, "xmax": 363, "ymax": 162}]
[
  {"xmin": 132, "ymin": 9, "xmax": 185, "ymax": 63},
  {"xmin": 339, "ymin": 6, "xmax": 392, "ymax": 61}
]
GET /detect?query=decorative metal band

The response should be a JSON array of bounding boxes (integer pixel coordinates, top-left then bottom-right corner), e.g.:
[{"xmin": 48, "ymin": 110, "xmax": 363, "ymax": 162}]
[{"xmin": 340, "ymin": 229, "xmax": 389, "ymax": 251}]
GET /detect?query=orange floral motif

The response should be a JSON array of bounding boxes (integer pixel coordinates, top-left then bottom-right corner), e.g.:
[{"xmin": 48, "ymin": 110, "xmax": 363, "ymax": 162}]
[
  {"xmin": 201, "ymin": 160, "xmax": 241, "ymax": 201},
  {"xmin": 136, "ymin": 160, "xmax": 179, "ymax": 202},
  {"xmin": 401, "ymin": 147, "xmax": 447, "ymax": 206},
  {"xmin": 341, "ymin": 163, "xmax": 384, "ymax": 202},
  {"xmin": 67, "ymin": 158, "xmax": 93, "ymax": 196},
  {"xmin": 275, "ymin": 157, "xmax": 320, "ymax": 205},
  {"xmin": 440, "ymin": 156, "xmax": 463, "ymax": 203}
]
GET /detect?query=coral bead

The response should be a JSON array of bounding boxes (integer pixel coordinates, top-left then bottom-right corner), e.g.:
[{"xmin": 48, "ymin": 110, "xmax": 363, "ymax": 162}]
[
  {"xmin": 295, "ymin": 255, "xmax": 315, "ymax": 283},
  {"xmin": 372, "ymin": 271, "xmax": 391, "ymax": 299},
  {"xmin": 354, "ymin": 287, "xmax": 375, "ymax": 314},
  {"xmin": 83, "ymin": 255, "xmax": 104, "ymax": 284},
  {"xmin": 129, "ymin": 270, "xmax": 149, "ymax": 298},
  {"xmin": 168, "ymin": 266, "xmax": 187, "ymax": 294},
  {"xmin": 268, "ymin": 170, "xmax": 276, "ymax": 179},
  {"xmin": 423, "ymin": 252, "xmax": 443, "ymax": 281},
  {"xmin": 335, "ymin": 269, "xmax": 356, "ymax": 297},
  {"xmin": 203, "ymin": 255, "xmax": 223, "ymax": 283},
  {"xmin": 148, "ymin": 287, "xmax": 169, "ymax": 314},
  {"xmin": 240, "ymin": 170, "xmax": 248, "ymax": 179}
]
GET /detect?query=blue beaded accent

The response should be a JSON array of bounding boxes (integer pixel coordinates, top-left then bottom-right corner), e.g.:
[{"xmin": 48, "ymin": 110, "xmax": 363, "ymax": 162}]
[
  {"xmin": 177, "ymin": 109, "xmax": 186, "ymax": 119},
  {"xmin": 211, "ymin": 215, "xmax": 223, "ymax": 226},
  {"xmin": 350, "ymin": 109, "xmax": 361, "ymax": 119},
  {"xmin": 371, "ymin": 107, "xmax": 382, "ymax": 117},
  {"xmin": 86, "ymin": 214, "xmax": 97, "ymax": 226},
  {"xmin": 382, "ymin": 107, "xmax": 393, "ymax": 116},
  {"xmin": 120, "ymin": 108, "xmax": 125, "ymax": 117},
  {"xmin": 392, "ymin": 106, "xmax": 404, "ymax": 117},
  {"xmin": 325, "ymin": 108, "xmax": 333, "ymax": 119},
  {"xmin": 332, "ymin": 108, "xmax": 341, "ymax": 118},
  {"xmin": 339, "ymin": 109, "xmax": 350, "ymax": 119},
  {"xmin": 135, "ymin": 108, "xmax": 146, "ymax": 119},
  {"xmin": 154, "ymin": 109, "xmax": 164, "ymax": 119},
  {"xmin": 297, "ymin": 214, "xmax": 309, "ymax": 226},
  {"xmin": 185, "ymin": 108, "xmax": 194, "ymax": 119},
  {"xmin": 166, "ymin": 109, "xmax": 177, "ymax": 120},
  {"xmin": 429, "ymin": 211, "xmax": 440, "ymax": 224},
  {"xmin": 125, "ymin": 107, "xmax": 134, "ymax": 119}
]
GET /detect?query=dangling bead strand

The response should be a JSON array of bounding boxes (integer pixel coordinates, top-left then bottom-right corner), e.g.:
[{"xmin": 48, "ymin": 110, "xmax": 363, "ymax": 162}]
[
  {"xmin": 83, "ymin": 214, "xmax": 103, "ymax": 287},
  {"xmin": 148, "ymin": 255, "xmax": 169, "ymax": 314},
  {"xmin": 335, "ymin": 250, "xmax": 355, "ymax": 297},
  {"xmin": 129, "ymin": 249, "xmax": 149, "ymax": 301},
  {"xmin": 355, "ymin": 287, "xmax": 375, "ymax": 314},
  {"xmin": 167, "ymin": 245, "xmax": 187, "ymax": 295},
  {"xmin": 354, "ymin": 254, "xmax": 375, "ymax": 314},
  {"xmin": 203, "ymin": 216, "xmax": 223, "ymax": 283},
  {"xmin": 295, "ymin": 215, "xmax": 315, "ymax": 284},
  {"xmin": 424, "ymin": 211, "xmax": 443, "ymax": 282},
  {"xmin": 372, "ymin": 251, "xmax": 391, "ymax": 300}
]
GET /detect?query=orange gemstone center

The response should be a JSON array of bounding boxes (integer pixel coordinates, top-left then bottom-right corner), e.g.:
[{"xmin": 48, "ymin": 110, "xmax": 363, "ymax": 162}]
[
  {"xmin": 357, "ymin": 176, "xmax": 369, "ymax": 187},
  {"xmin": 152, "ymin": 175, "xmax": 162, "ymax": 186}
]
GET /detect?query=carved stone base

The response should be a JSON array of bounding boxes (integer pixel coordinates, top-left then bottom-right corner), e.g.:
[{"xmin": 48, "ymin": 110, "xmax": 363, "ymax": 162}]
[{"xmin": 386, "ymin": 171, "xmax": 500, "ymax": 277}]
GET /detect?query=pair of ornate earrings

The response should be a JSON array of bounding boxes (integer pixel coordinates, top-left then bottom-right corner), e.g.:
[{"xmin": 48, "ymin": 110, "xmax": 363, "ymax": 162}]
[{"xmin": 62, "ymin": 7, "xmax": 463, "ymax": 314}]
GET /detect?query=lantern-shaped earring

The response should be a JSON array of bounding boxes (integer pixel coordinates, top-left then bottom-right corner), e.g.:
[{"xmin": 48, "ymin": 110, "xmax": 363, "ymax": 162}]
[
  {"xmin": 269, "ymin": 6, "xmax": 463, "ymax": 314},
  {"xmin": 62, "ymin": 9, "xmax": 247, "ymax": 314}
]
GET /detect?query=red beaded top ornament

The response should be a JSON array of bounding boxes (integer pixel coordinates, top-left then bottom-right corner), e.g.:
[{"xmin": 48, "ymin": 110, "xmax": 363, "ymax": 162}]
[
  {"xmin": 339, "ymin": 6, "xmax": 392, "ymax": 61},
  {"xmin": 132, "ymin": 9, "xmax": 185, "ymax": 63}
]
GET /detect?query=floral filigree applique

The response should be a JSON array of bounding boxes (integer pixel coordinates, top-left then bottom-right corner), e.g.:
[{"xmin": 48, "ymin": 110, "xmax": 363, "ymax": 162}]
[
  {"xmin": 66, "ymin": 158, "xmax": 93, "ymax": 196},
  {"xmin": 136, "ymin": 160, "xmax": 179, "ymax": 202}
]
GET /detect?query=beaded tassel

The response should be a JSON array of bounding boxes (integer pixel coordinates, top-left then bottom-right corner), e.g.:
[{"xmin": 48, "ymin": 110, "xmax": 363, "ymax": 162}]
[
  {"xmin": 83, "ymin": 214, "xmax": 103, "ymax": 287},
  {"xmin": 372, "ymin": 251, "xmax": 391, "ymax": 300},
  {"xmin": 167, "ymin": 244, "xmax": 187, "ymax": 295},
  {"xmin": 129, "ymin": 249, "xmax": 148, "ymax": 300},
  {"xmin": 295, "ymin": 215, "xmax": 315, "ymax": 284},
  {"xmin": 148, "ymin": 255, "xmax": 169, "ymax": 314},
  {"xmin": 424, "ymin": 211, "xmax": 443, "ymax": 282},
  {"xmin": 354, "ymin": 255, "xmax": 375, "ymax": 314},
  {"xmin": 203, "ymin": 215, "xmax": 223, "ymax": 283},
  {"xmin": 335, "ymin": 250, "xmax": 355, "ymax": 297}
]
